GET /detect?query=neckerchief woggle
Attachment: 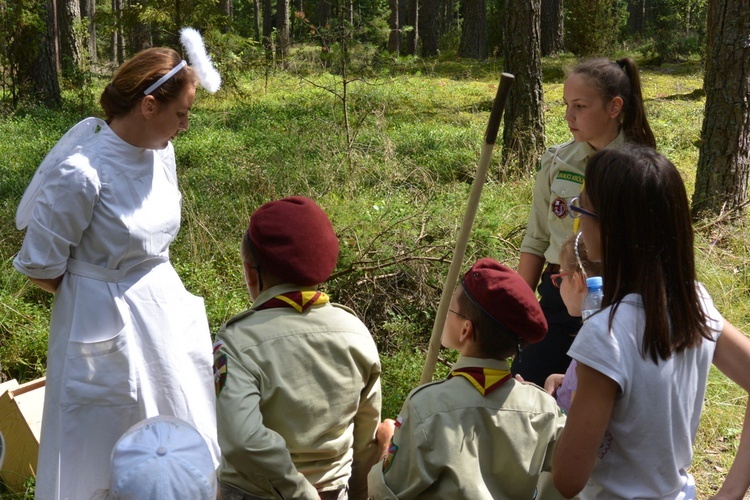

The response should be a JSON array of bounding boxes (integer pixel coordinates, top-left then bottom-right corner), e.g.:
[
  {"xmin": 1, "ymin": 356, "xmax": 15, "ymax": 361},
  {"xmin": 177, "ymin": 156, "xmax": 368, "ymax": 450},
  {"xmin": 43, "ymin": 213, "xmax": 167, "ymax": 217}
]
[
  {"xmin": 255, "ymin": 290, "xmax": 329, "ymax": 313},
  {"xmin": 449, "ymin": 366, "xmax": 511, "ymax": 396}
]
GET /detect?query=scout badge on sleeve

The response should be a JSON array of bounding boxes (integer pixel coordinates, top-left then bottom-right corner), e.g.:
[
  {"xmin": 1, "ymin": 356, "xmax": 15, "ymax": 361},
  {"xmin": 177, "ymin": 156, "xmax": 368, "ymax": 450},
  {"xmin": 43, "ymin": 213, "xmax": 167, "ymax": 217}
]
[
  {"xmin": 213, "ymin": 339, "xmax": 227, "ymax": 396},
  {"xmin": 383, "ymin": 415, "xmax": 403, "ymax": 473}
]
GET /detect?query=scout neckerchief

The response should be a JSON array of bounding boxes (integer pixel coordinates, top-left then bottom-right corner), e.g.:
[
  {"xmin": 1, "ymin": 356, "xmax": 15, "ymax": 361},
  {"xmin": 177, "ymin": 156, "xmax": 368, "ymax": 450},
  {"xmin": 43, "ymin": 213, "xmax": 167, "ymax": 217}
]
[
  {"xmin": 255, "ymin": 290, "xmax": 329, "ymax": 313},
  {"xmin": 448, "ymin": 366, "xmax": 511, "ymax": 396},
  {"xmin": 213, "ymin": 290, "xmax": 330, "ymax": 397},
  {"xmin": 382, "ymin": 366, "xmax": 512, "ymax": 474}
]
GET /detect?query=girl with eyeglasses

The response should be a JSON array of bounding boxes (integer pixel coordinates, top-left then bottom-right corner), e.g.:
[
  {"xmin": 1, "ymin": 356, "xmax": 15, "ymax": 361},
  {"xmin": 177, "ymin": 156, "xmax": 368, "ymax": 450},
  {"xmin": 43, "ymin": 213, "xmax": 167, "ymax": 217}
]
[
  {"xmin": 545, "ymin": 232, "xmax": 601, "ymax": 413},
  {"xmin": 552, "ymin": 145, "xmax": 750, "ymax": 498},
  {"xmin": 515, "ymin": 57, "xmax": 655, "ymax": 386}
]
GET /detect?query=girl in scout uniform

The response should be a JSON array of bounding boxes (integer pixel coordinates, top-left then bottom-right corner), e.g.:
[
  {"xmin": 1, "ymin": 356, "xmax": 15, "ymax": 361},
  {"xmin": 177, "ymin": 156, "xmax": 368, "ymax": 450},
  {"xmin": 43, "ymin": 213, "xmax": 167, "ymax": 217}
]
[
  {"xmin": 514, "ymin": 57, "xmax": 656, "ymax": 386},
  {"xmin": 368, "ymin": 259, "xmax": 566, "ymax": 499}
]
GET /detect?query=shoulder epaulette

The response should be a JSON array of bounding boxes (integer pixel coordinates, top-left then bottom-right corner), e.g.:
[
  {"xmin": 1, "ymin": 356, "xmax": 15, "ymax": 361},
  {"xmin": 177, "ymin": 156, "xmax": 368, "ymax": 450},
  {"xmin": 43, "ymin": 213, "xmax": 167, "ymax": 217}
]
[
  {"xmin": 331, "ymin": 302, "xmax": 359, "ymax": 317},
  {"xmin": 408, "ymin": 379, "xmax": 447, "ymax": 399},
  {"xmin": 223, "ymin": 308, "xmax": 256, "ymax": 329}
]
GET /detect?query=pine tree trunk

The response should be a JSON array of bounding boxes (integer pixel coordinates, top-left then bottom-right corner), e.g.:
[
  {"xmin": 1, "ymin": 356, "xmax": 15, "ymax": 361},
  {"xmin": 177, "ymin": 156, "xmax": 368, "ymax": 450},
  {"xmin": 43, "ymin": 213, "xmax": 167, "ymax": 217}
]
[
  {"xmin": 129, "ymin": 1, "xmax": 152, "ymax": 54},
  {"xmin": 540, "ymin": 0, "xmax": 564, "ymax": 56},
  {"xmin": 262, "ymin": 0, "xmax": 274, "ymax": 59},
  {"xmin": 111, "ymin": 0, "xmax": 124, "ymax": 64},
  {"xmin": 221, "ymin": 0, "xmax": 233, "ymax": 32},
  {"xmin": 502, "ymin": 0, "xmax": 545, "ymax": 175},
  {"xmin": 691, "ymin": 0, "xmax": 750, "ymax": 221},
  {"xmin": 421, "ymin": 0, "xmax": 440, "ymax": 56},
  {"xmin": 627, "ymin": 0, "xmax": 644, "ymax": 35},
  {"xmin": 459, "ymin": 0, "xmax": 486, "ymax": 59},
  {"xmin": 405, "ymin": 0, "xmax": 417, "ymax": 55},
  {"xmin": 318, "ymin": 0, "xmax": 331, "ymax": 27},
  {"xmin": 26, "ymin": 0, "xmax": 61, "ymax": 106},
  {"xmin": 253, "ymin": 0, "xmax": 261, "ymax": 42},
  {"xmin": 80, "ymin": 0, "xmax": 97, "ymax": 64},
  {"xmin": 276, "ymin": 0, "xmax": 290, "ymax": 60},
  {"xmin": 388, "ymin": 0, "xmax": 400, "ymax": 54},
  {"xmin": 58, "ymin": 0, "xmax": 81, "ymax": 76}
]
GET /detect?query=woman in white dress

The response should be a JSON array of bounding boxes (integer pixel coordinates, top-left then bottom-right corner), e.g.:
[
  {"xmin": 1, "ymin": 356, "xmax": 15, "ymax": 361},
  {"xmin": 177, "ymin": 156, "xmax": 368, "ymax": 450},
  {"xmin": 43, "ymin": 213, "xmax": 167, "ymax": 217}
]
[{"xmin": 13, "ymin": 47, "xmax": 219, "ymax": 500}]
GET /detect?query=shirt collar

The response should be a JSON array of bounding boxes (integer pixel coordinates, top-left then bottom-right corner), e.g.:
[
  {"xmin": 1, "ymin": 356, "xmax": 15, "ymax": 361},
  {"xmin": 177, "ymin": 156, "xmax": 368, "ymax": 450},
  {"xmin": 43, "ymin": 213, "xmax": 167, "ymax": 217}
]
[
  {"xmin": 453, "ymin": 355, "xmax": 511, "ymax": 372},
  {"xmin": 251, "ymin": 283, "xmax": 319, "ymax": 309},
  {"xmin": 571, "ymin": 128, "xmax": 627, "ymax": 162}
]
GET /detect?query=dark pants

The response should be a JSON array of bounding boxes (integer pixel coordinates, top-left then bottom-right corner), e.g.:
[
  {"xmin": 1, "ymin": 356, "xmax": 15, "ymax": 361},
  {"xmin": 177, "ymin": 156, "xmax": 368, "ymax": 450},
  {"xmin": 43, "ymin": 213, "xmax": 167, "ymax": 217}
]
[
  {"xmin": 220, "ymin": 481, "xmax": 348, "ymax": 500},
  {"xmin": 511, "ymin": 271, "xmax": 582, "ymax": 387}
]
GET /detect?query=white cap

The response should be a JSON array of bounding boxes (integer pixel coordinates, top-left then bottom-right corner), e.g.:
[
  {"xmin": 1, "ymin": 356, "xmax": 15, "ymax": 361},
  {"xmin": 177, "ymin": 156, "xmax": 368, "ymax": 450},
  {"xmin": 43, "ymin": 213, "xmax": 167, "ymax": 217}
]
[{"xmin": 109, "ymin": 416, "xmax": 217, "ymax": 500}]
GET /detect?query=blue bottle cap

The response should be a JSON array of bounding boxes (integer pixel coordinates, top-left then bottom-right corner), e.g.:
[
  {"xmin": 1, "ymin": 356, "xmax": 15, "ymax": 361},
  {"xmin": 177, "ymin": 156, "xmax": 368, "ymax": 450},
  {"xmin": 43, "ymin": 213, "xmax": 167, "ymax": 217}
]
[{"xmin": 586, "ymin": 276, "xmax": 603, "ymax": 289}]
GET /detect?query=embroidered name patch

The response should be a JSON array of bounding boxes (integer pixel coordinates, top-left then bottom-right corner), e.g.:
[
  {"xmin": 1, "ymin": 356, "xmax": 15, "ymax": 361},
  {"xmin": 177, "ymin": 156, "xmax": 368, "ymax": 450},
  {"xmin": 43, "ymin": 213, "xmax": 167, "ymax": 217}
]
[{"xmin": 557, "ymin": 170, "xmax": 584, "ymax": 184}]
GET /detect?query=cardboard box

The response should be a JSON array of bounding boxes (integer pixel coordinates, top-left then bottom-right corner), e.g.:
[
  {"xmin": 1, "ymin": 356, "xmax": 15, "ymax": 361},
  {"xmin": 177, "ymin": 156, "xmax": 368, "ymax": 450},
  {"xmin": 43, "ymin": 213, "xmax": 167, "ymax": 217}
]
[{"xmin": 0, "ymin": 378, "xmax": 45, "ymax": 491}]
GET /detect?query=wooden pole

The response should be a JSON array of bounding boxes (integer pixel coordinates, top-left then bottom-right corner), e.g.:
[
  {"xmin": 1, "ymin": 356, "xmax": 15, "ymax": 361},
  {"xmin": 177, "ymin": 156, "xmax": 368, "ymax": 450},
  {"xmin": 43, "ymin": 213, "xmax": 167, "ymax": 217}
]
[{"xmin": 419, "ymin": 73, "xmax": 514, "ymax": 385}]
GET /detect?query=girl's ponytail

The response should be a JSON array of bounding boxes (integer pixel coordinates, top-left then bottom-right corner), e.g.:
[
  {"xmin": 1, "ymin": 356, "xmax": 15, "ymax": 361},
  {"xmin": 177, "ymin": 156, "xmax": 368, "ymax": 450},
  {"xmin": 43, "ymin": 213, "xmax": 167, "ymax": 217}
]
[{"xmin": 616, "ymin": 57, "xmax": 656, "ymax": 148}]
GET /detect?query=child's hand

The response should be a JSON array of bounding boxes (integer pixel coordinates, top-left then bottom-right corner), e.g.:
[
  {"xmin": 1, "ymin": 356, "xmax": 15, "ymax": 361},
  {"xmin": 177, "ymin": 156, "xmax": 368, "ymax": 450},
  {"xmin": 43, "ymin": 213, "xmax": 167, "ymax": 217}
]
[
  {"xmin": 376, "ymin": 419, "xmax": 396, "ymax": 460},
  {"xmin": 544, "ymin": 373, "xmax": 565, "ymax": 397}
]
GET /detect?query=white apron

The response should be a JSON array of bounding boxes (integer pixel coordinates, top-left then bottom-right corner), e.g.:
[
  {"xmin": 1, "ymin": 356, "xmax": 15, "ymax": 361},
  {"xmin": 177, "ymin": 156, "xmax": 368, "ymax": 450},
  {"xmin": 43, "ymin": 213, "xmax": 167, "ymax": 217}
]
[{"xmin": 13, "ymin": 122, "xmax": 219, "ymax": 500}]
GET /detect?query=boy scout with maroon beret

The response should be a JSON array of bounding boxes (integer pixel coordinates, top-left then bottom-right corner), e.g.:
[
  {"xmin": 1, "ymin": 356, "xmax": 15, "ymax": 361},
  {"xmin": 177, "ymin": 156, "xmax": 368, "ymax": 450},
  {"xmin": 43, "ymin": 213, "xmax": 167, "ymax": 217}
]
[
  {"xmin": 214, "ymin": 196, "xmax": 382, "ymax": 500},
  {"xmin": 368, "ymin": 258, "xmax": 566, "ymax": 499}
]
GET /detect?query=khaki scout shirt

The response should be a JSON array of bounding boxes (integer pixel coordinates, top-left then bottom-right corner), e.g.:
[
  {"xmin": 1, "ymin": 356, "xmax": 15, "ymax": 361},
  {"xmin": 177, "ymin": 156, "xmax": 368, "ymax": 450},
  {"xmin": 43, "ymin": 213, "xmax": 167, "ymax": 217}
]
[
  {"xmin": 521, "ymin": 131, "xmax": 626, "ymax": 264},
  {"xmin": 215, "ymin": 283, "xmax": 382, "ymax": 499},
  {"xmin": 368, "ymin": 356, "xmax": 566, "ymax": 499}
]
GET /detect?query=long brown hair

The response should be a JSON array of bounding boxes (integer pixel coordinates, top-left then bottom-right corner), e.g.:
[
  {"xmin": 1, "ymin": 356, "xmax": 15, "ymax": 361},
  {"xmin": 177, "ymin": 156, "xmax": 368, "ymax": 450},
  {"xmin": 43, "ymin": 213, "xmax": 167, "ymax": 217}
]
[
  {"xmin": 572, "ymin": 57, "xmax": 656, "ymax": 148},
  {"xmin": 584, "ymin": 145, "xmax": 712, "ymax": 362},
  {"xmin": 100, "ymin": 48, "xmax": 197, "ymax": 120}
]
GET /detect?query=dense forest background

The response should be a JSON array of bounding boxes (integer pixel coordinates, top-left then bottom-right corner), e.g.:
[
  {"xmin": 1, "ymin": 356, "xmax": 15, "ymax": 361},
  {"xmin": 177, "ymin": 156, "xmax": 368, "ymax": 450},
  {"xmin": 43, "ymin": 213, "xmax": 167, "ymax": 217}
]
[
  {"xmin": 1, "ymin": 2, "xmax": 749, "ymax": 494},
  {"xmin": 0, "ymin": 0, "xmax": 712, "ymax": 105},
  {"xmin": 3, "ymin": 0, "xmax": 747, "ymax": 221}
]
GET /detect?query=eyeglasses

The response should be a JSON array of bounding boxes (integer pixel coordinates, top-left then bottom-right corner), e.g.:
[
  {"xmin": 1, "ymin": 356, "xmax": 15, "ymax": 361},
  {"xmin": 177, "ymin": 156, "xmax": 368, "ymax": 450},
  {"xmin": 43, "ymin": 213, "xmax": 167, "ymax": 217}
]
[
  {"xmin": 550, "ymin": 272, "xmax": 571, "ymax": 288},
  {"xmin": 568, "ymin": 196, "xmax": 599, "ymax": 219},
  {"xmin": 448, "ymin": 309, "xmax": 476, "ymax": 341},
  {"xmin": 448, "ymin": 309, "xmax": 469, "ymax": 320}
]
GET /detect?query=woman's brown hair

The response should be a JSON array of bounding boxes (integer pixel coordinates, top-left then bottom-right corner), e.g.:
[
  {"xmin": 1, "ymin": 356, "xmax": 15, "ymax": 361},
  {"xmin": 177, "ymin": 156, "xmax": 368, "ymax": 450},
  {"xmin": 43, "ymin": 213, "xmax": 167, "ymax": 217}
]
[{"xmin": 100, "ymin": 48, "xmax": 198, "ymax": 120}]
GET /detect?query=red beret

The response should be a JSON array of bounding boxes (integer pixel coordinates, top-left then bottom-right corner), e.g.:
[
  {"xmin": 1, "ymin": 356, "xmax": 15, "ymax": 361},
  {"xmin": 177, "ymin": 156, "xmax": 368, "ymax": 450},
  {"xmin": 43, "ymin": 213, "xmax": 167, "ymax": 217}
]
[
  {"xmin": 461, "ymin": 258, "xmax": 547, "ymax": 343},
  {"xmin": 248, "ymin": 196, "xmax": 339, "ymax": 286}
]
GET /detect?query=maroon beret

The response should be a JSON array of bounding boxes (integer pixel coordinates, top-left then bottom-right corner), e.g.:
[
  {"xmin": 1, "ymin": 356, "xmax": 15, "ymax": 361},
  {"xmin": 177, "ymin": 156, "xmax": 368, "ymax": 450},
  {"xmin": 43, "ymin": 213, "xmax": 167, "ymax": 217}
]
[
  {"xmin": 248, "ymin": 196, "xmax": 339, "ymax": 286},
  {"xmin": 461, "ymin": 258, "xmax": 547, "ymax": 343}
]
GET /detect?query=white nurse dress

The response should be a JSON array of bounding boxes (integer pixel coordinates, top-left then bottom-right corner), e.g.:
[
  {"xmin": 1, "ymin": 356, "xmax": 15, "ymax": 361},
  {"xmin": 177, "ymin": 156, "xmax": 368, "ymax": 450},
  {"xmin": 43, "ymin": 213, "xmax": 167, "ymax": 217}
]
[{"xmin": 13, "ymin": 119, "xmax": 219, "ymax": 500}]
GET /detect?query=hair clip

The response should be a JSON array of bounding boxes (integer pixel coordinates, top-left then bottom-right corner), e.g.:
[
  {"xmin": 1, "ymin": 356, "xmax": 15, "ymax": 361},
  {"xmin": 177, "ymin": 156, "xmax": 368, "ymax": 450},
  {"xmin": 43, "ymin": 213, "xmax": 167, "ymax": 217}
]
[{"xmin": 574, "ymin": 232, "xmax": 587, "ymax": 280}]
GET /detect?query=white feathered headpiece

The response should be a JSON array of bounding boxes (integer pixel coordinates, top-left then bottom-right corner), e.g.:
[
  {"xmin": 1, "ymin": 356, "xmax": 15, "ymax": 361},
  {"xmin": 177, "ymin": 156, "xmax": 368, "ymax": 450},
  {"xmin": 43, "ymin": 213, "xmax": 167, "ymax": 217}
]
[{"xmin": 180, "ymin": 27, "xmax": 221, "ymax": 93}]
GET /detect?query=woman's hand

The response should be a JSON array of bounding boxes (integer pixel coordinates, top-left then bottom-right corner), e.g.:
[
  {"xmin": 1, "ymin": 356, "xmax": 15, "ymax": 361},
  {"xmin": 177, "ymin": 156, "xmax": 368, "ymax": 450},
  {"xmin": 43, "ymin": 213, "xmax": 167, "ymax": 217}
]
[{"xmin": 29, "ymin": 275, "xmax": 63, "ymax": 293}]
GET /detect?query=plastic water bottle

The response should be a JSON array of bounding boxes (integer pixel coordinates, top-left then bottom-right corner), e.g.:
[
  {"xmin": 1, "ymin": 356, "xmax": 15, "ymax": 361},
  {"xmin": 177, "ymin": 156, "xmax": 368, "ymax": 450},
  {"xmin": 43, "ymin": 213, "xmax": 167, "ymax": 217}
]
[{"xmin": 581, "ymin": 276, "xmax": 603, "ymax": 322}]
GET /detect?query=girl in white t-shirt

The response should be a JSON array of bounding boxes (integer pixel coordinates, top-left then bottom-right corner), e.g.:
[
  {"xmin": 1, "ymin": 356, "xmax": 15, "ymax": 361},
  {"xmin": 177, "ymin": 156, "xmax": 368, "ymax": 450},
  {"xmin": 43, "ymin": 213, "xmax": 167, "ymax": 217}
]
[{"xmin": 552, "ymin": 145, "xmax": 750, "ymax": 499}]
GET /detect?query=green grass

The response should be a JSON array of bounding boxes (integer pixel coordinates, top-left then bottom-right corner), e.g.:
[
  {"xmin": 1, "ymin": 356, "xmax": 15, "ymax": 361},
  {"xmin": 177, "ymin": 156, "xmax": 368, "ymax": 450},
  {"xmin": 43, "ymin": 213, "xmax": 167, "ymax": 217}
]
[{"xmin": 0, "ymin": 54, "xmax": 745, "ymax": 497}]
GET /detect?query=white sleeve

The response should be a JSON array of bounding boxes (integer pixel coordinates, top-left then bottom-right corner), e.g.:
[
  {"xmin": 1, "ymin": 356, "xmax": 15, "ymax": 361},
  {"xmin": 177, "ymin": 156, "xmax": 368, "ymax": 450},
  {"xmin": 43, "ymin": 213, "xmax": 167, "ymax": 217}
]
[{"xmin": 13, "ymin": 155, "xmax": 101, "ymax": 279}]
